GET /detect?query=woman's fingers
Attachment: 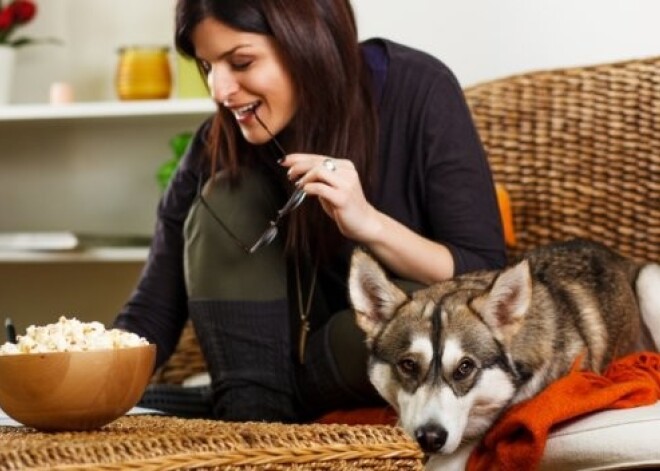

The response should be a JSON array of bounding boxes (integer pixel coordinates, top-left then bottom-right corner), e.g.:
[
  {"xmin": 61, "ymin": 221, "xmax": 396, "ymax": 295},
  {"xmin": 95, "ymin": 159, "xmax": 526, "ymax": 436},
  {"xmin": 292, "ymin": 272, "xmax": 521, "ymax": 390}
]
[
  {"xmin": 280, "ymin": 152, "xmax": 355, "ymax": 205},
  {"xmin": 283, "ymin": 153, "xmax": 349, "ymax": 187},
  {"xmin": 280, "ymin": 153, "xmax": 376, "ymax": 241}
]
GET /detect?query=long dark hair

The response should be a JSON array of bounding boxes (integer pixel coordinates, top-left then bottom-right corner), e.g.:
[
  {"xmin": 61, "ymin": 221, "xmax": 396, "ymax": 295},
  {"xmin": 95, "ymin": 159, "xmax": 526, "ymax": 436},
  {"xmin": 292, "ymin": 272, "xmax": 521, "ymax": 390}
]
[{"xmin": 175, "ymin": 0, "xmax": 378, "ymax": 259}]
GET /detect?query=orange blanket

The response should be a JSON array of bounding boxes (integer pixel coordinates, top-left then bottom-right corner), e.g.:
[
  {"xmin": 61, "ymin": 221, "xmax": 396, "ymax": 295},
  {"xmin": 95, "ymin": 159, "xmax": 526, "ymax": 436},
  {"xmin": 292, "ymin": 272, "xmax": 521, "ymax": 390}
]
[
  {"xmin": 468, "ymin": 352, "xmax": 660, "ymax": 471},
  {"xmin": 316, "ymin": 406, "xmax": 397, "ymax": 425}
]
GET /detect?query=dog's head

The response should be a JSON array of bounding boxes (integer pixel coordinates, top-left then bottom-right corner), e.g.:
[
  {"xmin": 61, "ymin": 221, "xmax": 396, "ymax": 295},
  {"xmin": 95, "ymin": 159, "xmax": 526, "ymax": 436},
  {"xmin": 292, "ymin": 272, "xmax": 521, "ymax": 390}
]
[{"xmin": 349, "ymin": 249, "xmax": 533, "ymax": 455}]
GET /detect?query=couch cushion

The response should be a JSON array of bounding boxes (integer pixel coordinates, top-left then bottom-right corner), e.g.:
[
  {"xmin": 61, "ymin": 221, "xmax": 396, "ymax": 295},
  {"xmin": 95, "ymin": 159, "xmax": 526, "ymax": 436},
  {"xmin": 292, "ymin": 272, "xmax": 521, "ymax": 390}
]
[{"xmin": 541, "ymin": 402, "xmax": 660, "ymax": 470}]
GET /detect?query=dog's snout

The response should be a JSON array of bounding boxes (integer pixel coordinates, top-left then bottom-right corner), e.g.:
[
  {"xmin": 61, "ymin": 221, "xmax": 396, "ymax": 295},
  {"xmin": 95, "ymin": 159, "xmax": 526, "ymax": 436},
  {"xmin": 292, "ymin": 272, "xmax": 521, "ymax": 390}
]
[{"xmin": 414, "ymin": 424, "xmax": 448, "ymax": 453}]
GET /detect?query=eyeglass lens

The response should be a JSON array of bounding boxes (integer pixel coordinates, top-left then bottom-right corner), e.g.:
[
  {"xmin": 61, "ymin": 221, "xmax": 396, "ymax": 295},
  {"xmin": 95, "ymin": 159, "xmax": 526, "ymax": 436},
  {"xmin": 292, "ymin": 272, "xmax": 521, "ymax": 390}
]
[
  {"xmin": 248, "ymin": 187, "xmax": 307, "ymax": 253},
  {"xmin": 280, "ymin": 188, "xmax": 306, "ymax": 214}
]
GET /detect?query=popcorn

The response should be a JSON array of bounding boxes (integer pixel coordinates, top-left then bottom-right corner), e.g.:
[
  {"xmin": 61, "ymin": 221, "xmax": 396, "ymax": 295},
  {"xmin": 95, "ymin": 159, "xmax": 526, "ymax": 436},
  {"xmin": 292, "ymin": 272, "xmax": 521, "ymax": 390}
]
[{"xmin": 0, "ymin": 316, "xmax": 149, "ymax": 355}]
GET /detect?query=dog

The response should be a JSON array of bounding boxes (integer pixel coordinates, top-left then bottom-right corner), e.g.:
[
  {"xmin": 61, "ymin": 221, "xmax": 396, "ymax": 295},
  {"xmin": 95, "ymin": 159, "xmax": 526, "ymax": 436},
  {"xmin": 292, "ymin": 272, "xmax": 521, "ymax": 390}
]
[{"xmin": 348, "ymin": 239, "xmax": 660, "ymax": 470}]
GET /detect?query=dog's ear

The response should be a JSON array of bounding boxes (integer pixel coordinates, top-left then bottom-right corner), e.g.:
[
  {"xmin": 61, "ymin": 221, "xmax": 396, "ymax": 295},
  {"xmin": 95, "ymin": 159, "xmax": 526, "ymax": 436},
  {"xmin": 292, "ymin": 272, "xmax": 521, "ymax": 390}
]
[
  {"xmin": 471, "ymin": 259, "xmax": 532, "ymax": 343},
  {"xmin": 349, "ymin": 248, "xmax": 408, "ymax": 342}
]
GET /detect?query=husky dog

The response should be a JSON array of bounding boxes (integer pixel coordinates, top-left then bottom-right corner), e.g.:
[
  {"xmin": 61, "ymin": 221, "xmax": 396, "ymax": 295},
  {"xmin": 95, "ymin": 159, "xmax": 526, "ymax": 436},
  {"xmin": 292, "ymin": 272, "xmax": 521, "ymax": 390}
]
[{"xmin": 349, "ymin": 239, "xmax": 660, "ymax": 470}]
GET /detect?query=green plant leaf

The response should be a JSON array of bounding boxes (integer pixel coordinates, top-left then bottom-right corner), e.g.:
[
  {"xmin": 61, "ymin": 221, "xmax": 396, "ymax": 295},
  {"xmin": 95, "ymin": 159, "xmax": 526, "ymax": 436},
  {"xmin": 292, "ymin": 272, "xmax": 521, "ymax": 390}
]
[{"xmin": 169, "ymin": 132, "xmax": 193, "ymax": 159}]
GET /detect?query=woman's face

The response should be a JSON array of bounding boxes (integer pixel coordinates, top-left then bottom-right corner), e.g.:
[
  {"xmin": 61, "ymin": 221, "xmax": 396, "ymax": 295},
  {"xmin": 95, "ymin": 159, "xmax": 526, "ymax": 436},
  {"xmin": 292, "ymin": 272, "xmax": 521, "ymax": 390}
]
[{"xmin": 192, "ymin": 17, "xmax": 297, "ymax": 145}]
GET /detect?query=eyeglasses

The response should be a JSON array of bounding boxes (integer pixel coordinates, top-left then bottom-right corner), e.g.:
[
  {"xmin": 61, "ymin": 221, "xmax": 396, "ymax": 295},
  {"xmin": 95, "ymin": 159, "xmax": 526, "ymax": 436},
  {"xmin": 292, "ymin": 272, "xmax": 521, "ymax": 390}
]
[{"xmin": 198, "ymin": 112, "xmax": 307, "ymax": 254}]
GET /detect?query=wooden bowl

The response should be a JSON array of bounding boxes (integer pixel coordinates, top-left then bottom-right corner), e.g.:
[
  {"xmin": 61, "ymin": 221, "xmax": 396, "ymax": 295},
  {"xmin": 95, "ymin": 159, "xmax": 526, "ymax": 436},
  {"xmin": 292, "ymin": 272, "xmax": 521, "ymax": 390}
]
[{"xmin": 0, "ymin": 344, "xmax": 155, "ymax": 431}]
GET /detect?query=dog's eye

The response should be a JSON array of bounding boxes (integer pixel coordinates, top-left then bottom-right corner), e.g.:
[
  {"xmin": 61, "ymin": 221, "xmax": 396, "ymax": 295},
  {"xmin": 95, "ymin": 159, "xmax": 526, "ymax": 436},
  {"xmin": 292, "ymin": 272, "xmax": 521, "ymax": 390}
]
[
  {"xmin": 398, "ymin": 358, "xmax": 418, "ymax": 375},
  {"xmin": 453, "ymin": 358, "xmax": 475, "ymax": 381}
]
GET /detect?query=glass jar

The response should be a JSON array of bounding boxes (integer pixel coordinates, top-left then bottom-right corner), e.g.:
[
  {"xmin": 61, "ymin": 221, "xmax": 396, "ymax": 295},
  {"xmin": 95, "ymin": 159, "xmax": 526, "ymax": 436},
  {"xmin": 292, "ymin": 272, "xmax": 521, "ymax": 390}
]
[{"xmin": 116, "ymin": 46, "xmax": 172, "ymax": 100}]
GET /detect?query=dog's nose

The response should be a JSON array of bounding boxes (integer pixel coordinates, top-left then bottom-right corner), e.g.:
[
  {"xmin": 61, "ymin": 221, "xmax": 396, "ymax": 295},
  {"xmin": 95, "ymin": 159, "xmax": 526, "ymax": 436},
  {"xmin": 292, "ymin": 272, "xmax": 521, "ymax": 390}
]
[{"xmin": 414, "ymin": 424, "xmax": 448, "ymax": 453}]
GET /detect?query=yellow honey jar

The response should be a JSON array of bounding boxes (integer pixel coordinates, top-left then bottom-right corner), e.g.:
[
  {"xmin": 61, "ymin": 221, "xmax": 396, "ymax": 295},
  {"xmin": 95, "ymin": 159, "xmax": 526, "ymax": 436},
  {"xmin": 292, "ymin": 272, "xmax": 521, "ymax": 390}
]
[{"xmin": 116, "ymin": 46, "xmax": 172, "ymax": 100}]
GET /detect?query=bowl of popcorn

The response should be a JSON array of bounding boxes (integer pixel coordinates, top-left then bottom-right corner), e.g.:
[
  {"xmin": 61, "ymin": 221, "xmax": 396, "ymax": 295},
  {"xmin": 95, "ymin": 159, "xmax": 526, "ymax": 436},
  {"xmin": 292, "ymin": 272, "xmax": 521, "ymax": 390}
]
[{"xmin": 0, "ymin": 316, "xmax": 155, "ymax": 431}]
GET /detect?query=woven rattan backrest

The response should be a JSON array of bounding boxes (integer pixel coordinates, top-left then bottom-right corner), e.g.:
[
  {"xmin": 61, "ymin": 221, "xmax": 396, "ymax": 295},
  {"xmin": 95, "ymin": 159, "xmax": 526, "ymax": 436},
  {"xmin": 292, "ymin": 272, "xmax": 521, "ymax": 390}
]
[
  {"xmin": 152, "ymin": 317, "xmax": 206, "ymax": 384},
  {"xmin": 464, "ymin": 56, "xmax": 660, "ymax": 262}
]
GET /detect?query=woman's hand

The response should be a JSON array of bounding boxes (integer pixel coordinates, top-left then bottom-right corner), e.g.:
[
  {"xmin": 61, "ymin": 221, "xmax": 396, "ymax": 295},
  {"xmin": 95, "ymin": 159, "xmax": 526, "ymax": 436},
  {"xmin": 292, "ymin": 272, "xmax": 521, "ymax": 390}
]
[
  {"xmin": 280, "ymin": 153, "xmax": 382, "ymax": 243},
  {"xmin": 281, "ymin": 153, "xmax": 455, "ymax": 283}
]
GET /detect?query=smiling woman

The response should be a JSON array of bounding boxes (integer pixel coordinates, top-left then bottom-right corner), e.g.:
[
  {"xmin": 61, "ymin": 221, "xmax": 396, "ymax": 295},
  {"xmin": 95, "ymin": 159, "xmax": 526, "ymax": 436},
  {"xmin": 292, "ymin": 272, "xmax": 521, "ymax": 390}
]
[
  {"xmin": 114, "ymin": 0, "xmax": 506, "ymax": 424},
  {"xmin": 191, "ymin": 17, "xmax": 297, "ymax": 148}
]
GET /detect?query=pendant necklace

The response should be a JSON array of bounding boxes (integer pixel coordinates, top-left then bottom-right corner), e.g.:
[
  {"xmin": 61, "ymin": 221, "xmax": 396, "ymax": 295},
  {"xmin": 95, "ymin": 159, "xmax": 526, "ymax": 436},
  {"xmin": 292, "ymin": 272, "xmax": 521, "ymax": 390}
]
[{"xmin": 295, "ymin": 252, "xmax": 319, "ymax": 365}]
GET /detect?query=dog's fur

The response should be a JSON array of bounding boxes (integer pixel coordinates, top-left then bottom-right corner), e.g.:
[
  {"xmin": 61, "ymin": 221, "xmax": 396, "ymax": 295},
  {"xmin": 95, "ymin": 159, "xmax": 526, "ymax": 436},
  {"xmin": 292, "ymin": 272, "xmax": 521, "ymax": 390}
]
[{"xmin": 349, "ymin": 239, "xmax": 660, "ymax": 469}]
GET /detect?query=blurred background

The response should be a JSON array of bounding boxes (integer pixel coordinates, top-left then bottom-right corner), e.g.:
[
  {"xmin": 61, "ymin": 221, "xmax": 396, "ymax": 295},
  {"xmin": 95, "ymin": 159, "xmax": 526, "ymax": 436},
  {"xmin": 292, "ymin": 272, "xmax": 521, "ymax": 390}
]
[{"xmin": 9, "ymin": 0, "xmax": 660, "ymax": 103}]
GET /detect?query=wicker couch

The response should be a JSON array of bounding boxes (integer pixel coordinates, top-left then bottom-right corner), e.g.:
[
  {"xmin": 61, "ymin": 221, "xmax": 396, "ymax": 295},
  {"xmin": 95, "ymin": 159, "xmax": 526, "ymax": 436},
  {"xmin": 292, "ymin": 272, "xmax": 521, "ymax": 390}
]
[
  {"xmin": 6, "ymin": 56, "xmax": 654, "ymax": 471},
  {"xmin": 467, "ymin": 55, "xmax": 659, "ymax": 263}
]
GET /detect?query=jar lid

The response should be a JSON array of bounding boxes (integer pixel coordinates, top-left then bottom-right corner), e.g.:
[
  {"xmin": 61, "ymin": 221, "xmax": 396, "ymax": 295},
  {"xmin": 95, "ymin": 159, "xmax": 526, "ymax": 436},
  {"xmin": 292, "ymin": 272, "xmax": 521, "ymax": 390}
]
[{"xmin": 117, "ymin": 45, "xmax": 170, "ymax": 54}]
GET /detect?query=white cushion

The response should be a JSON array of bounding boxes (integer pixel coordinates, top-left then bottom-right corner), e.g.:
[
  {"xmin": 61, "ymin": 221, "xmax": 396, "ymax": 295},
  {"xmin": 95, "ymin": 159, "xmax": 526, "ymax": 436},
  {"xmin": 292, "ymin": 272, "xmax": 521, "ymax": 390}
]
[{"xmin": 540, "ymin": 401, "xmax": 660, "ymax": 470}]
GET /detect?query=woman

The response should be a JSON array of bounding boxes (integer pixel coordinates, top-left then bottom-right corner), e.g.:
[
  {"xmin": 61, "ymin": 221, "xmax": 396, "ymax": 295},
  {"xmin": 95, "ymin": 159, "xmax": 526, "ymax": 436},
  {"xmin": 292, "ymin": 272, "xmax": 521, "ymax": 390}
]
[{"xmin": 114, "ymin": 0, "xmax": 506, "ymax": 423}]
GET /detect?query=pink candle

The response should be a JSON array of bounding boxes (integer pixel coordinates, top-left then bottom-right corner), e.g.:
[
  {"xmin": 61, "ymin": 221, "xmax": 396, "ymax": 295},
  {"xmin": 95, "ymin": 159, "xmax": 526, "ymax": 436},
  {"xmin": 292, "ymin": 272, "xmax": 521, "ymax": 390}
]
[{"xmin": 49, "ymin": 82, "xmax": 74, "ymax": 105}]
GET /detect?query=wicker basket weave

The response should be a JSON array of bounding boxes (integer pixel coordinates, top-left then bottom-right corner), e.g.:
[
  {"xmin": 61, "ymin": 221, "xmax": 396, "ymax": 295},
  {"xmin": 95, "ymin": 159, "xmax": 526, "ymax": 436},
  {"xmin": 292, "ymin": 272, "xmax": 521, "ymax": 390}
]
[
  {"xmin": 0, "ymin": 415, "xmax": 423, "ymax": 470},
  {"xmin": 465, "ymin": 55, "xmax": 660, "ymax": 262},
  {"xmin": 151, "ymin": 317, "xmax": 207, "ymax": 385}
]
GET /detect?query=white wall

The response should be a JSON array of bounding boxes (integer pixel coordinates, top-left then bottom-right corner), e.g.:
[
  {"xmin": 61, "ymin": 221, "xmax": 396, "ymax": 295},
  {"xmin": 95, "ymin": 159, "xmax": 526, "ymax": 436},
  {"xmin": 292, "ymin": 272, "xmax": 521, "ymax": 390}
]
[
  {"xmin": 353, "ymin": 0, "xmax": 660, "ymax": 86},
  {"xmin": 10, "ymin": 0, "xmax": 660, "ymax": 103}
]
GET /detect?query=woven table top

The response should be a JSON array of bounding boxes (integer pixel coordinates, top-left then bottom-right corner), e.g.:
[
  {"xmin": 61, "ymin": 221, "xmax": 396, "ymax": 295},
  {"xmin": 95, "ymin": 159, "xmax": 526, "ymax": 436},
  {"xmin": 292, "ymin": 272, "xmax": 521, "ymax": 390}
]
[{"xmin": 0, "ymin": 415, "xmax": 424, "ymax": 470}]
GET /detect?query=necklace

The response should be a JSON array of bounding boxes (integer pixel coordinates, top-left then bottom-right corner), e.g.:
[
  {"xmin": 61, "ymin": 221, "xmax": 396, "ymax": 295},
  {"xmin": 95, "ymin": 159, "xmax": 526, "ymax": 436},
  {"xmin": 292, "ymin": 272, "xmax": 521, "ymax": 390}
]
[{"xmin": 295, "ymin": 252, "xmax": 319, "ymax": 364}]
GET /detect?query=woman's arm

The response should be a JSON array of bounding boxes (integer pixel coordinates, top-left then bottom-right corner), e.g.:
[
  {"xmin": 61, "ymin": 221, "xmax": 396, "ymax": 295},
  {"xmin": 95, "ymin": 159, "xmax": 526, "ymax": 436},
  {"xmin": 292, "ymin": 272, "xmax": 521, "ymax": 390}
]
[
  {"xmin": 284, "ymin": 154, "xmax": 456, "ymax": 284},
  {"xmin": 284, "ymin": 60, "xmax": 505, "ymax": 283},
  {"xmin": 113, "ymin": 121, "xmax": 209, "ymax": 368}
]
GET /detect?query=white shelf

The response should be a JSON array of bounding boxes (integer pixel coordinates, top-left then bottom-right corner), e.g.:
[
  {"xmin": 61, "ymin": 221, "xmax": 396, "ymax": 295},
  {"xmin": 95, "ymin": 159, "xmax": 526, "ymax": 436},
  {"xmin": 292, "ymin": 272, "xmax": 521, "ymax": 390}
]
[
  {"xmin": 0, "ymin": 99, "xmax": 215, "ymax": 122},
  {"xmin": 0, "ymin": 99, "xmax": 208, "ymax": 265},
  {"xmin": 0, "ymin": 247, "xmax": 149, "ymax": 263}
]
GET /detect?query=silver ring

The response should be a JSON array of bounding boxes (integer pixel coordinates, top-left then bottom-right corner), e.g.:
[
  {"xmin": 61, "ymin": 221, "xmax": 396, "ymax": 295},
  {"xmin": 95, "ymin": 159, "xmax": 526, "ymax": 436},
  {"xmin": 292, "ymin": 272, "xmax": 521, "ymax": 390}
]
[{"xmin": 322, "ymin": 158, "xmax": 337, "ymax": 172}]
